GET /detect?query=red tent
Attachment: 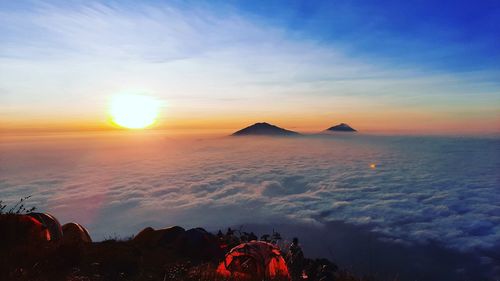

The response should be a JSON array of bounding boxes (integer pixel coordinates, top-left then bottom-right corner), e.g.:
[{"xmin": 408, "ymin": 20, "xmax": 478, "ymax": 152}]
[
  {"xmin": 0, "ymin": 214, "xmax": 50, "ymax": 248},
  {"xmin": 62, "ymin": 222, "xmax": 92, "ymax": 244},
  {"xmin": 217, "ymin": 241, "xmax": 290, "ymax": 280},
  {"xmin": 28, "ymin": 212, "xmax": 63, "ymax": 241}
]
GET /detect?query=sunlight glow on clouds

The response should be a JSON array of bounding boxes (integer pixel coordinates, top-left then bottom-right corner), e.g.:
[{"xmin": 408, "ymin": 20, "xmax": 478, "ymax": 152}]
[{"xmin": 1, "ymin": 135, "xmax": 499, "ymax": 253}]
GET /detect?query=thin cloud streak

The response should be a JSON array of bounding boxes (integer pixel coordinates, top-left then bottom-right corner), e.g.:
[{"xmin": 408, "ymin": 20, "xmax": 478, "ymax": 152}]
[{"xmin": 0, "ymin": 1, "xmax": 499, "ymax": 133}]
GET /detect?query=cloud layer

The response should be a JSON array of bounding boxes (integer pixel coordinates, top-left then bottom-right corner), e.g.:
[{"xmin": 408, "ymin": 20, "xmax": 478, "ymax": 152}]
[{"xmin": 1, "ymin": 134, "xmax": 499, "ymax": 254}]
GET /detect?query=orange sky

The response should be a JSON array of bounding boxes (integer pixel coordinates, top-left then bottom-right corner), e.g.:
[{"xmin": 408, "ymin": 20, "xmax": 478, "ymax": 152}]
[
  {"xmin": 1, "ymin": 2, "xmax": 499, "ymax": 137},
  {"xmin": 2, "ymin": 106, "xmax": 499, "ymax": 136}
]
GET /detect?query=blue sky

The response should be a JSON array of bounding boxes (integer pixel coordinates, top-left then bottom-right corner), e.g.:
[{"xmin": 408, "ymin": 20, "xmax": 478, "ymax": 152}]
[
  {"xmin": 225, "ymin": 0, "xmax": 500, "ymax": 71},
  {"xmin": 0, "ymin": 0, "xmax": 499, "ymax": 134},
  {"xmin": 2, "ymin": 0, "xmax": 499, "ymax": 70}
]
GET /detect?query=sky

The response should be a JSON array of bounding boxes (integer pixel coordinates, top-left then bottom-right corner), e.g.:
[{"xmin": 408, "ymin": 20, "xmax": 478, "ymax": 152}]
[{"xmin": 1, "ymin": 0, "xmax": 499, "ymax": 135}]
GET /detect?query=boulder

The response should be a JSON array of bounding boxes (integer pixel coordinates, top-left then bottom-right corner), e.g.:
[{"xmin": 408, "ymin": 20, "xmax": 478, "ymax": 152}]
[{"xmin": 181, "ymin": 227, "xmax": 222, "ymax": 262}]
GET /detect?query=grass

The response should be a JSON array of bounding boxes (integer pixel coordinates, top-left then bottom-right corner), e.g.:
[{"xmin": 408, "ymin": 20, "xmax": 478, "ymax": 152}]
[
  {"xmin": 0, "ymin": 196, "xmax": 37, "ymax": 215},
  {"xmin": 0, "ymin": 198, "xmax": 389, "ymax": 281},
  {"xmin": 0, "ymin": 231, "xmax": 389, "ymax": 281}
]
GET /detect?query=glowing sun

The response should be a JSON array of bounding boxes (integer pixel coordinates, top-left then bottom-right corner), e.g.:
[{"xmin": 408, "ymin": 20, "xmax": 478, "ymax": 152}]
[{"xmin": 109, "ymin": 94, "xmax": 160, "ymax": 129}]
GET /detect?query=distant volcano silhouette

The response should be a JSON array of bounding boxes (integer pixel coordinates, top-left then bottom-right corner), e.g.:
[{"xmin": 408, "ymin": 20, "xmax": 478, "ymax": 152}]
[
  {"xmin": 326, "ymin": 123, "xmax": 357, "ymax": 132},
  {"xmin": 232, "ymin": 122, "xmax": 300, "ymax": 136}
]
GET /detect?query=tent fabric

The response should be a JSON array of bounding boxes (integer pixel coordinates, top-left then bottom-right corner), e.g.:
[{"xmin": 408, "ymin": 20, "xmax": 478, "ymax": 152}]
[
  {"xmin": 28, "ymin": 212, "xmax": 63, "ymax": 241},
  {"xmin": 0, "ymin": 214, "xmax": 51, "ymax": 246},
  {"xmin": 217, "ymin": 241, "xmax": 290, "ymax": 280},
  {"xmin": 62, "ymin": 222, "xmax": 92, "ymax": 243}
]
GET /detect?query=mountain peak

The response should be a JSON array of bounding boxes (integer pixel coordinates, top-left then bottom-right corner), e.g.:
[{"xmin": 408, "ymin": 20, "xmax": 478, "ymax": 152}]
[
  {"xmin": 232, "ymin": 122, "xmax": 300, "ymax": 136},
  {"xmin": 326, "ymin": 123, "xmax": 357, "ymax": 132}
]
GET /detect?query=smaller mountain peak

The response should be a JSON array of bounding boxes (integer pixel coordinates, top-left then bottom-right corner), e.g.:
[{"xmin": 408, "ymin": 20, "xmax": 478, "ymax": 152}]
[
  {"xmin": 326, "ymin": 123, "xmax": 357, "ymax": 132},
  {"xmin": 232, "ymin": 122, "xmax": 300, "ymax": 136}
]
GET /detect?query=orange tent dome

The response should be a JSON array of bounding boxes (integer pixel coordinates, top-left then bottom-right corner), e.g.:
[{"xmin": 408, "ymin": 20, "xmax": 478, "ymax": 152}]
[{"xmin": 217, "ymin": 241, "xmax": 290, "ymax": 280}]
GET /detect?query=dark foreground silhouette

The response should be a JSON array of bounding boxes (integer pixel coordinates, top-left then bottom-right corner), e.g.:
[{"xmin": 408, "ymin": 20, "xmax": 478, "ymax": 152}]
[
  {"xmin": 1, "ymin": 195, "xmax": 497, "ymax": 281},
  {"xmin": 239, "ymin": 221, "xmax": 499, "ymax": 281},
  {"xmin": 0, "ymin": 213, "xmax": 366, "ymax": 281}
]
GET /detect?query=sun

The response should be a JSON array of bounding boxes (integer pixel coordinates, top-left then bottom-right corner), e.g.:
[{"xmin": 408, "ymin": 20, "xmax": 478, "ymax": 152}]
[{"xmin": 109, "ymin": 94, "xmax": 160, "ymax": 129}]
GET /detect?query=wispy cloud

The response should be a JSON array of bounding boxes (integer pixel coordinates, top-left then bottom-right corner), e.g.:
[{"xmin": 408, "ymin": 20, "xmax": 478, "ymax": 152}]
[{"xmin": 0, "ymin": 1, "xmax": 499, "ymax": 133}]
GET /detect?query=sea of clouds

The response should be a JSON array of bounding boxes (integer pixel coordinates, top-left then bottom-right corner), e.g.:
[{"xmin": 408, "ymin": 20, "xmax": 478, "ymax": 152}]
[{"xmin": 1, "ymin": 133, "xmax": 499, "ymax": 258}]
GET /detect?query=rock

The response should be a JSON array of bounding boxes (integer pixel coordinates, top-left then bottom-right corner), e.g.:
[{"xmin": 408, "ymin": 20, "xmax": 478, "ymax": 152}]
[
  {"xmin": 303, "ymin": 258, "xmax": 338, "ymax": 280},
  {"xmin": 132, "ymin": 226, "xmax": 185, "ymax": 248},
  {"xmin": 181, "ymin": 228, "xmax": 222, "ymax": 262}
]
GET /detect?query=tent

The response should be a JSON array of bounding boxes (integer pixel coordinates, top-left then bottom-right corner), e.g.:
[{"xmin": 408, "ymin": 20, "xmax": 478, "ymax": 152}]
[
  {"xmin": 217, "ymin": 241, "xmax": 290, "ymax": 280},
  {"xmin": 28, "ymin": 212, "xmax": 63, "ymax": 241},
  {"xmin": 0, "ymin": 214, "xmax": 51, "ymax": 248},
  {"xmin": 62, "ymin": 222, "xmax": 92, "ymax": 243}
]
